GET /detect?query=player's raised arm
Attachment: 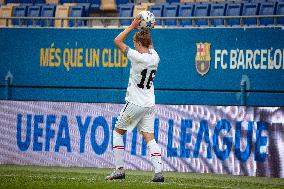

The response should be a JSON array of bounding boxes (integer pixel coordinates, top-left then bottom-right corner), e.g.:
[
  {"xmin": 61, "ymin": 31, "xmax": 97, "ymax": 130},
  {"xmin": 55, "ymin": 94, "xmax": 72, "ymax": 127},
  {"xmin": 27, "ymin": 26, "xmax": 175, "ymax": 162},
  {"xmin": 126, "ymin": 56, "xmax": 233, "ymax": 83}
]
[{"xmin": 114, "ymin": 18, "xmax": 141, "ymax": 54}]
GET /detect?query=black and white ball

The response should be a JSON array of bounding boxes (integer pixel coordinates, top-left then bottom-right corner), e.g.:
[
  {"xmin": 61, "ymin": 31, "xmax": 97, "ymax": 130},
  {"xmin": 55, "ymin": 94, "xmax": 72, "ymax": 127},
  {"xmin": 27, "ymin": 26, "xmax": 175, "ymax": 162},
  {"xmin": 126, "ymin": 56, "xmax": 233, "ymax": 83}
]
[{"xmin": 138, "ymin": 11, "xmax": 155, "ymax": 30}]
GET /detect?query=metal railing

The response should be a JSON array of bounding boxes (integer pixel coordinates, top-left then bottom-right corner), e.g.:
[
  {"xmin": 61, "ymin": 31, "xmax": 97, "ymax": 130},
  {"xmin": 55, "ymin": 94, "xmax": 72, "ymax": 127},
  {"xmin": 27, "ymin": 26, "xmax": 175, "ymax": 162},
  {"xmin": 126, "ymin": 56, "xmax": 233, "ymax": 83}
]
[{"xmin": 0, "ymin": 15, "xmax": 284, "ymax": 28}]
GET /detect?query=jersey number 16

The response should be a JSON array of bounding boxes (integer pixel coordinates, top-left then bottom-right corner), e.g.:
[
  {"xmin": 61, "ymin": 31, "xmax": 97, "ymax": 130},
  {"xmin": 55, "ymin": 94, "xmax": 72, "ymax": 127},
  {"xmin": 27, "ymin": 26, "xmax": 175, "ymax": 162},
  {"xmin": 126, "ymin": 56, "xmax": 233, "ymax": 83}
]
[{"xmin": 137, "ymin": 69, "xmax": 156, "ymax": 89}]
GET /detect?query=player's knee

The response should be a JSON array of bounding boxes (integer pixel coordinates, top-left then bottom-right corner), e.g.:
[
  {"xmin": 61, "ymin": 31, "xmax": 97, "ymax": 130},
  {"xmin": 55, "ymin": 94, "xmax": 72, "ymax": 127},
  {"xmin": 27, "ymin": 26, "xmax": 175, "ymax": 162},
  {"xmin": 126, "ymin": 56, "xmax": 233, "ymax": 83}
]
[
  {"xmin": 142, "ymin": 132, "xmax": 155, "ymax": 143},
  {"xmin": 114, "ymin": 128, "xmax": 126, "ymax": 136}
]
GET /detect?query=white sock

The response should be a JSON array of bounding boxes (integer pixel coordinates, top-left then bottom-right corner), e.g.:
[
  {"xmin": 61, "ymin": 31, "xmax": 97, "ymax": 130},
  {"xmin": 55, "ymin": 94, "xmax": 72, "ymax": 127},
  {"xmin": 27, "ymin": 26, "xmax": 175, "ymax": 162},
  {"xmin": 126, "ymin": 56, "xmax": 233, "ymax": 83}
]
[
  {"xmin": 147, "ymin": 139, "xmax": 162, "ymax": 173},
  {"xmin": 113, "ymin": 130, "xmax": 124, "ymax": 169}
]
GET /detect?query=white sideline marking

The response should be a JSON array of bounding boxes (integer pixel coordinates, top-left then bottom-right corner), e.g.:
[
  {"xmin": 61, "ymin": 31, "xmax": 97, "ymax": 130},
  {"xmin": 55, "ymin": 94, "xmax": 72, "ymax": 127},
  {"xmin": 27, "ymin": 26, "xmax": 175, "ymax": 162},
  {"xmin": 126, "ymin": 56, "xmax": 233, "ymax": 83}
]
[{"xmin": 0, "ymin": 174, "xmax": 238, "ymax": 189}]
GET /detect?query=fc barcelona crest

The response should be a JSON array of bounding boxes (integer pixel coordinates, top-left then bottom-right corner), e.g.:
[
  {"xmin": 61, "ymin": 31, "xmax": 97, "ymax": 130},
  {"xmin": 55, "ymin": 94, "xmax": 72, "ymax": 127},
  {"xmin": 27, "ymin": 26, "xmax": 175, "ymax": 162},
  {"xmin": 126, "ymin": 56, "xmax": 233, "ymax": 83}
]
[{"xmin": 195, "ymin": 42, "xmax": 211, "ymax": 76}]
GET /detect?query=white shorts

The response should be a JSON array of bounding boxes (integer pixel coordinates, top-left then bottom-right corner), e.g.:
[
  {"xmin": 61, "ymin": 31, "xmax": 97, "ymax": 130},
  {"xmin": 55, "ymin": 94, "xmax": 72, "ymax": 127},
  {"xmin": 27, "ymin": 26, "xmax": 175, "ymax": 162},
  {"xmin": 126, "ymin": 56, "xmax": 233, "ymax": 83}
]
[{"xmin": 115, "ymin": 102, "xmax": 156, "ymax": 133}]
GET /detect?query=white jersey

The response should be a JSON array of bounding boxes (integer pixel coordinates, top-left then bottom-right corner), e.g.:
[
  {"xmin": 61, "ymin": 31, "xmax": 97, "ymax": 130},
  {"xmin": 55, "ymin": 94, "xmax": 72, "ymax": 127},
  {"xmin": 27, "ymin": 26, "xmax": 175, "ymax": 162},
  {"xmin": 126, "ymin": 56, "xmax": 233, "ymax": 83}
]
[{"xmin": 125, "ymin": 47, "xmax": 160, "ymax": 107}]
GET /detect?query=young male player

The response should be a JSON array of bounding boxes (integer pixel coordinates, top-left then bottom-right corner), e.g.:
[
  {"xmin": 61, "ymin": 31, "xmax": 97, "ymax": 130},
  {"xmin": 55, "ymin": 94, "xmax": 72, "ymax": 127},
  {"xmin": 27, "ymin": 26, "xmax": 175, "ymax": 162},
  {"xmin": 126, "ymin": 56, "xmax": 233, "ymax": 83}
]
[{"xmin": 105, "ymin": 17, "xmax": 164, "ymax": 182}]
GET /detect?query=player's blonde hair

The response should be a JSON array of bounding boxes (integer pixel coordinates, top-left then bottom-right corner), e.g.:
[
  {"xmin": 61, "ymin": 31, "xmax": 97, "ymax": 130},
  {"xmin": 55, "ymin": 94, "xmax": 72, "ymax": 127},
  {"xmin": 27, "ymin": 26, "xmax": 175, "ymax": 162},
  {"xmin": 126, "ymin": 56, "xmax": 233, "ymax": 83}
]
[{"xmin": 134, "ymin": 30, "xmax": 151, "ymax": 48}]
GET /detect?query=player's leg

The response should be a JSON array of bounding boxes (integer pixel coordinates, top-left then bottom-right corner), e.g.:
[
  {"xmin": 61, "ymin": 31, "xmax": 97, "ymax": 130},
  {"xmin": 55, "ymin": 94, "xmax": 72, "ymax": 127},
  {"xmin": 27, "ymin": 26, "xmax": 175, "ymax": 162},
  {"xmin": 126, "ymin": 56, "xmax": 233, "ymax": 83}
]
[
  {"xmin": 113, "ymin": 127, "xmax": 126, "ymax": 169},
  {"xmin": 105, "ymin": 127, "xmax": 126, "ymax": 180},
  {"xmin": 105, "ymin": 103, "xmax": 129, "ymax": 180},
  {"xmin": 142, "ymin": 131, "xmax": 164, "ymax": 182},
  {"xmin": 139, "ymin": 107, "xmax": 164, "ymax": 182},
  {"xmin": 106, "ymin": 102, "xmax": 144, "ymax": 180},
  {"xmin": 142, "ymin": 132, "xmax": 162, "ymax": 173}
]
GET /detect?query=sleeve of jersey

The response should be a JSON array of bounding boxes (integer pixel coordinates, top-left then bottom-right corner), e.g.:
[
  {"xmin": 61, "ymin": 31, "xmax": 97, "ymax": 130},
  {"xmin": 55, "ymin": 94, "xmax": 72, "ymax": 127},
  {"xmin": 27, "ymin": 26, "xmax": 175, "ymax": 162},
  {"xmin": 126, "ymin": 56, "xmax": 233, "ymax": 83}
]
[{"xmin": 127, "ymin": 48, "xmax": 141, "ymax": 62}]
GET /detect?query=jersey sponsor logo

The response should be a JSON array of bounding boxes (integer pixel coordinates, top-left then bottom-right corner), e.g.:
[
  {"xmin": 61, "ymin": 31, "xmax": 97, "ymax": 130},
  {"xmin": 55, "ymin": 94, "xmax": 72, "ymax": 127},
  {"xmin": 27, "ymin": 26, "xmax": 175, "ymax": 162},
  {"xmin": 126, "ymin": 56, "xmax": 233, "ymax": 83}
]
[{"xmin": 195, "ymin": 42, "xmax": 211, "ymax": 76}]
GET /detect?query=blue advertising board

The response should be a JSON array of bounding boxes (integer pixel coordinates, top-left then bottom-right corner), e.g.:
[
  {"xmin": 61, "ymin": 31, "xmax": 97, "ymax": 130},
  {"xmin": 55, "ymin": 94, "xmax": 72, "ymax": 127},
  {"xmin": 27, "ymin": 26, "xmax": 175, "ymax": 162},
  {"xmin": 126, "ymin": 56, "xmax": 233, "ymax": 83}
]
[
  {"xmin": 1, "ymin": 101, "xmax": 283, "ymax": 178},
  {"xmin": 0, "ymin": 28, "xmax": 284, "ymax": 106}
]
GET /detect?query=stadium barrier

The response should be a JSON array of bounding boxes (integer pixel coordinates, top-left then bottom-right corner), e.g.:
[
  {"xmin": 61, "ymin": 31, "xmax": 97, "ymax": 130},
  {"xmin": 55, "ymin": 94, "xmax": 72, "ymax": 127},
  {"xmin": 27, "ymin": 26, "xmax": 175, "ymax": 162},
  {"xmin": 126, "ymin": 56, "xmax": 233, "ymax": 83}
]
[
  {"xmin": 0, "ymin": 15, "xmax": 284, "ymax": 27},
  {"xmin": 0, "ymin": 101, "xmax": 283, "ymax": 178},
  {"xmin": 0, "ymin": 27, "xmax": 284, "ymax": 106}
]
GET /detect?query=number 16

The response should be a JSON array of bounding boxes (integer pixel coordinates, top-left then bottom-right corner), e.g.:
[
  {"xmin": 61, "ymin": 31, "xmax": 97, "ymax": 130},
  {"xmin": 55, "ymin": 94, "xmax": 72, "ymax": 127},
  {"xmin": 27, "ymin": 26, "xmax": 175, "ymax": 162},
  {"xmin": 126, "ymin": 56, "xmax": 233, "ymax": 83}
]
[{"xmin": 137, "ymin": 69, "xmax": 156, "ymax": 89}]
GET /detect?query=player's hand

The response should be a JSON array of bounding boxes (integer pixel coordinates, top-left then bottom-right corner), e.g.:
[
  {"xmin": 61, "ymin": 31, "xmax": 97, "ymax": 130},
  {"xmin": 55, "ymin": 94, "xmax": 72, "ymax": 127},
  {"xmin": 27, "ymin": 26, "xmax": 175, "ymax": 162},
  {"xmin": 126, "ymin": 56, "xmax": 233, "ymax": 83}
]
[{"xmin": 130, "ymin": 17, "xmax": 141, "ymax": 29}]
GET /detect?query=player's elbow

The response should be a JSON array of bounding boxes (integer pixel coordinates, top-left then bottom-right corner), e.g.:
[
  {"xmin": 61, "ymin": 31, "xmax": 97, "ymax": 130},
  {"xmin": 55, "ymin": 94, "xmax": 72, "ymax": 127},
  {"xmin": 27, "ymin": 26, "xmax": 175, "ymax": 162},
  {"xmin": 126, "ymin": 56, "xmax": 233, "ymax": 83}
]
[{"xmin": 114, "ymin": 37, "xmax": 120, "ymax": 46}]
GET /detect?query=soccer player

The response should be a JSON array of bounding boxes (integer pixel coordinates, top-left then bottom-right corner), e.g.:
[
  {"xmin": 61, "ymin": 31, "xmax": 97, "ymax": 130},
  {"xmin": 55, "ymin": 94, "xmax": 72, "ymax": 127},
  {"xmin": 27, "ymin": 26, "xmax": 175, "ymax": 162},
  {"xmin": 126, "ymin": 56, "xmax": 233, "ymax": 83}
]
[{"xmin": 105, "ymin": 17, "xmax": 164, "ymax": 182}]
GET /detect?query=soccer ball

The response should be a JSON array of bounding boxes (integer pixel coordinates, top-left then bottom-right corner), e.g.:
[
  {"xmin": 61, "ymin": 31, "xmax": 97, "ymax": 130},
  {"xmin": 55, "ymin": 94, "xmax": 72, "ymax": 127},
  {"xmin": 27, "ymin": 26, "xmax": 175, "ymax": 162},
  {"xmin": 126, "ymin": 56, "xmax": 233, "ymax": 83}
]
[{"xmin": 138, "ymin": 11, "xmax": 155, "ymax": 30}]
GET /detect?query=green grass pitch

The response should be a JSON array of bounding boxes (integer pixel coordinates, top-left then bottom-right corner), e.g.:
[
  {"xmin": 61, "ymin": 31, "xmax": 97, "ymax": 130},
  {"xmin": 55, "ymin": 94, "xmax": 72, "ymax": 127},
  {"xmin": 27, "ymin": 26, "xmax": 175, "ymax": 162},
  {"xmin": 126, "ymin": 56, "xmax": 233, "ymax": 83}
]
[{"xmin": 0, "ymin": 165, "xmax": 283, "ymax": 189}]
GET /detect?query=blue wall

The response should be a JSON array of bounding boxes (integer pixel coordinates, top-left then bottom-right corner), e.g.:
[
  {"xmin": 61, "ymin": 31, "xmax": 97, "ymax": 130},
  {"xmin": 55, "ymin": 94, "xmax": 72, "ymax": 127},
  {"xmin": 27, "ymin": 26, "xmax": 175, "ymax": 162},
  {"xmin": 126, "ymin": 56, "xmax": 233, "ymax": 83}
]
[{"xmin": 0, "ymin": 28, "xmax": 284, "ymax": 106}]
